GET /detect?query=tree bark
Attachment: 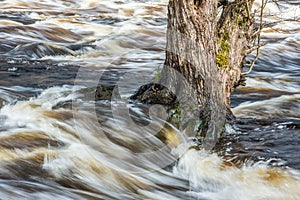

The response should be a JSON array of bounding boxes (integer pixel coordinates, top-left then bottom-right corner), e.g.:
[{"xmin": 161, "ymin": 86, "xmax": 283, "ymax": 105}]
[{"xmin": 132, "ymin": 0, "xmax": 256, "ymax": 148}]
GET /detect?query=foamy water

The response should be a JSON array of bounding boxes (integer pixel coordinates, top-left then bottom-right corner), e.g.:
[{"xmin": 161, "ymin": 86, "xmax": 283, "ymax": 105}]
[
  {"xmin": 0, "ymin": 86, "xmax": 299, "ymax": 199},
  {"xmin": 0, "ymin": 0, "xmax": 299, "ymax": 199}
]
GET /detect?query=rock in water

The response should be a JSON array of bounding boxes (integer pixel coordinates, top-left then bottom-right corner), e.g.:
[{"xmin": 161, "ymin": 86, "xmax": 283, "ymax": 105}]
[{"xmin": 130, "ymin": 83, "xmax": 176, "ymax": 105}]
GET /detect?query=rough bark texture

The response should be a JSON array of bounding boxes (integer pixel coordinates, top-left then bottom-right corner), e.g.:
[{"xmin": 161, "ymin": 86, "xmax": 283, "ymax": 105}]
[
  {"xmin": 132, "ymin": 0, "xmax": 255, "ymax": 144},
  {"xmin": 216, "ymin": 0, "xmax": 255, "ymax": 107},
  {"xmin": 162, "ymin": 0, "xmax": 255, "ymax": 108},
  {"xmin": 162, "ymin": 0, "xmax": 220, "ymax": 109}
]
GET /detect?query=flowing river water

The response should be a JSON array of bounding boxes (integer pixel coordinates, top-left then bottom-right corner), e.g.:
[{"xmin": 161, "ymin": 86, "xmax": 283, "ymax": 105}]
[{"xmin": 0, "ymin": 0, "xmax": 299, "ymax": 199}]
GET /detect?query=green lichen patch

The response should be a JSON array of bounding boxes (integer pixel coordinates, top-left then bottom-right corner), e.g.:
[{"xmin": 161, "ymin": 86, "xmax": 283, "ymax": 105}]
[{"xmin": 216, "ymin": 37, "xmax": 230, "ymax": 68}]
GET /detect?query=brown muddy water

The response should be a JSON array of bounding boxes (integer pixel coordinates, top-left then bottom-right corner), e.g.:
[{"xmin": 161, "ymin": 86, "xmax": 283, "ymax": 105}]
[{"xmin": 0, "ymin": 0, "xmax": 300, "ymax": 199}]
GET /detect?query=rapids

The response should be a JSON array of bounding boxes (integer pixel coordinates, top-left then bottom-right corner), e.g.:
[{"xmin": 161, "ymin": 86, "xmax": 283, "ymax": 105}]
[{"xmin": 0, "ymin": 0, "xmax": 299, "ymax": 199}]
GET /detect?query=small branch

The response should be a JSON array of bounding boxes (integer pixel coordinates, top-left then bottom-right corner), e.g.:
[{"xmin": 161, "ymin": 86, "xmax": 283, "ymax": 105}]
[
  {"xmin": 241, "ymin": 50, "xmax": 260, "ymax": 75},
  {"xmin": 245, "ymin": 42, "xmax": 267, "ymax": 55},
  {"xmin": 242, "ymin": 0, "xmax": 267, "ymax": 75}
]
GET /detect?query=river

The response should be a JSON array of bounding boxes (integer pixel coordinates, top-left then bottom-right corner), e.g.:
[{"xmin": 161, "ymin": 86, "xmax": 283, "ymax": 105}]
[{"xmin": 0, "ymin": 0, "xmax": 299, "ymax": 199}]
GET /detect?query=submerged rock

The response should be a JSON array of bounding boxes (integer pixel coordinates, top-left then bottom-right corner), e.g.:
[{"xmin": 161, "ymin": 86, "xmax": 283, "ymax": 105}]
[{"xmin": 7, "ymin": 42, "xmax": 77, "ymax": 59}]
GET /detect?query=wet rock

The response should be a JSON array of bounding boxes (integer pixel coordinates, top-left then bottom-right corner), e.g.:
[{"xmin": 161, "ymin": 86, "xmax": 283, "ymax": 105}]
[
  {"xmin": 130, "ymin": 83, "xmax": 176, "ymax": 106},
  {"xmin": 95, "ymin": 85, "xmax": 120, "ymax": 101},
  {"xmin": 52, "ymin": 100, "xmax": 73, "ymax": 110},
  {"xmin": 66, "ymin": 42, "xmax": 96, "ymax": 51}
]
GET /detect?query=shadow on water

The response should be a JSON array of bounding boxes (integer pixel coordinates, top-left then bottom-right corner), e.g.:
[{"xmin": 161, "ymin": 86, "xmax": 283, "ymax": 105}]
[
  {"xmin": 0, "ymin": 59, "xmax": 80, "ymax": 88},
  {"xmin": 215, "ymin": 118, "xmax": 300, "ymax": 169}
]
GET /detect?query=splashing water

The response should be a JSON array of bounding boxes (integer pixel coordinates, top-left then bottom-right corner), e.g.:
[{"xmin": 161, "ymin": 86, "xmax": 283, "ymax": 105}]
[{"xmin": 0, "ymin": 0, "xmax": 299, "ymax": 199}]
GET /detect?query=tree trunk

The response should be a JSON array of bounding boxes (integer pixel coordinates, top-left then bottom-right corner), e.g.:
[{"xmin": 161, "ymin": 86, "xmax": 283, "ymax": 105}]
[{"xmin": 132, "ymin": 0, "xmax": 256, "ymax": 149}]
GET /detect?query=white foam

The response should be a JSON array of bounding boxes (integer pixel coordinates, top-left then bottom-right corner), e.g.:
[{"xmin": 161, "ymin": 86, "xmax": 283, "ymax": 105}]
[{"xmin": 173, "ymin": 148, "xmax": 300, "ymax": 200}]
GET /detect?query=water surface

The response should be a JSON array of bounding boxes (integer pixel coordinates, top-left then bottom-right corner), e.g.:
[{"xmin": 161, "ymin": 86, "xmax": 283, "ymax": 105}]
[{"xmin": 0, "ymin": 0, "xmax": 299, "ymax": 199}]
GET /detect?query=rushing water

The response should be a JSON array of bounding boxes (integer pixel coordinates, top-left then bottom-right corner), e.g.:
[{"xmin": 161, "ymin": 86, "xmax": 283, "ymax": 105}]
[{"xmin": 0, "ymin": 0, "xmax": 299, "ymax": 199}]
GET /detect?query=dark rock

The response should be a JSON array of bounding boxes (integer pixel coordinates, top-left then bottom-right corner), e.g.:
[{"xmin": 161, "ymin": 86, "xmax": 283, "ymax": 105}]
[
  {"xmin": 95, "ymin": 85, "xmax": 120, "ymax": 101},
  {"xmin": 130, "ymin": 83, "xmax": 176, "ymax": 106},
  {"xmin": 66, "ymin": 42, "xmax": 96, "ymax": 51}
]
